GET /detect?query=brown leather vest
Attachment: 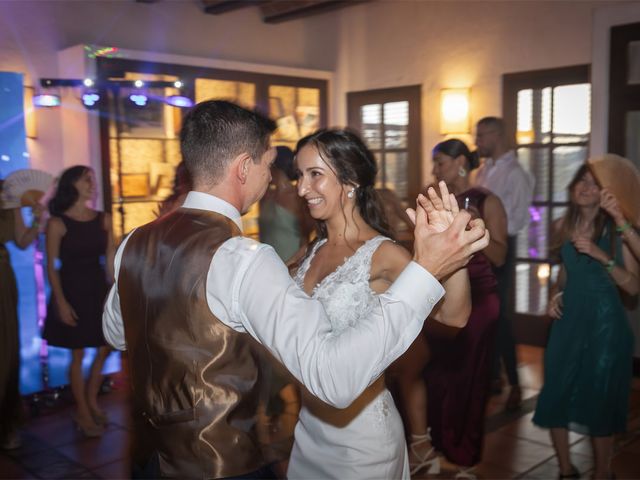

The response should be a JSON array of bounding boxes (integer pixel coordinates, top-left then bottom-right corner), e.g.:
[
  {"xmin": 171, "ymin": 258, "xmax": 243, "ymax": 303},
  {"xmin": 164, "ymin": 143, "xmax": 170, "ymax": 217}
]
[{"xmin": 118, "ymin": 209, "xmax": 265, "ymax": 479}]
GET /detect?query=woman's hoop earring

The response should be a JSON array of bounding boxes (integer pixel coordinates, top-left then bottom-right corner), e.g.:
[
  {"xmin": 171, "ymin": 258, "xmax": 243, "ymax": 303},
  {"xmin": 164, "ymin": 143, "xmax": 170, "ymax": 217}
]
[
  {"xmin": 458, "ymin": 167, "xmax": 467, "ymax": 178},
  {"xmin": 347, "ymin": 188, "xmax": 356, "ymax": 199}
]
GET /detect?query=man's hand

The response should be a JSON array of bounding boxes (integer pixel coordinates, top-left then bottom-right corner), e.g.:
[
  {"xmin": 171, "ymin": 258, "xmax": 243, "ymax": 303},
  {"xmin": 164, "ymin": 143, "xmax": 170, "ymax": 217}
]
[{"xmin": 410, "ymin": 189, "xmax": 490, "ymax": 280}]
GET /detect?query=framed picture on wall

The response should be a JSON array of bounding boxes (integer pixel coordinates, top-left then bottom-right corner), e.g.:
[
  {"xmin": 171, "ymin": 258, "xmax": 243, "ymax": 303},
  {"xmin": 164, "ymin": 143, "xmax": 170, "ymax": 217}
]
[
  {"xmin": 121, "ymin": 173, "xmax": 150, "ymax": 197},
  {"xmin": 117, "ymin": 88, "xmax": 171, "ymax": 138}
]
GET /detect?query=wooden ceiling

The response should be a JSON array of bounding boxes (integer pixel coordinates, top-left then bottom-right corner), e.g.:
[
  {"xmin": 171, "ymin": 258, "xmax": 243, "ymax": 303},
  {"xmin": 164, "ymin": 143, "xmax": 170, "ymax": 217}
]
[{"xmin": 137, "ymin": 1, "xmax": 368, "ymax": 24}]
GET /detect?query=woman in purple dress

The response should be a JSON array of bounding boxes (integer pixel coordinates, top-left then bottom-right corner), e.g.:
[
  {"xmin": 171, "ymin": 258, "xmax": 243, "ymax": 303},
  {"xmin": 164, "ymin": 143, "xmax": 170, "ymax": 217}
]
[
  {"xmin": 428, "ymin": 138, "xmax": 507, "ymax": 476},
  {"xmin": 400, "ymin": 139, "xmax": 507, "ymax": 478}
]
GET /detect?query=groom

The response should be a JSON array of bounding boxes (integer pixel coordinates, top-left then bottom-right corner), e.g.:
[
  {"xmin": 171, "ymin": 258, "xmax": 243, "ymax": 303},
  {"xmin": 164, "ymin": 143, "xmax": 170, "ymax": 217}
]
[{"xmin": 103, "ymin": 100, "xmax": 488, "ymax": 479}]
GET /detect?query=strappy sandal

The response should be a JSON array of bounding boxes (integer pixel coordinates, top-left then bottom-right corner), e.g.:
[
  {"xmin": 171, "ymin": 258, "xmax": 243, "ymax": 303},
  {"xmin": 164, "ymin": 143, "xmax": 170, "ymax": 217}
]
[{"xmin": 408, "ymin": 430, "xmax": 440, "ymax": 476}]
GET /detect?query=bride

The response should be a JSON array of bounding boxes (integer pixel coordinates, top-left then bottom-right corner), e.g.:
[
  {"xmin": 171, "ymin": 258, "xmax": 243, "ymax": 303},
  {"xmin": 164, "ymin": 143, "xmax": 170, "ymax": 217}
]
[{"xmin": 287, "ymin": 129, "xmax": 474, "ymax": 479}]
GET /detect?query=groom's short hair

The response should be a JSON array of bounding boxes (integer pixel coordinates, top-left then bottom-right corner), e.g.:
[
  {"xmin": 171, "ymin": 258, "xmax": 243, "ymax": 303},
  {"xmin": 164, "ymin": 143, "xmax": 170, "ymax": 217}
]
[{"xmin": 180, "ymin": 100, "xmax": 276, "ymax": 185}]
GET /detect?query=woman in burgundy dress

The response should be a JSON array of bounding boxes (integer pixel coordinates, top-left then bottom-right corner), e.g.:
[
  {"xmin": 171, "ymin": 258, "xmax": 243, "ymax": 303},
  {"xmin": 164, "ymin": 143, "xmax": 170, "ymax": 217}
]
[
  {"xmin": 427, "ymin": 139, "xmax": 507, "ymax": 477},
  {"xmin": 42, "ymin": 166, "xmax": 114, "ymax": 437},
  {"xmin": 396, "ymin": 139, "xmax": 507, "ymax": 478}
]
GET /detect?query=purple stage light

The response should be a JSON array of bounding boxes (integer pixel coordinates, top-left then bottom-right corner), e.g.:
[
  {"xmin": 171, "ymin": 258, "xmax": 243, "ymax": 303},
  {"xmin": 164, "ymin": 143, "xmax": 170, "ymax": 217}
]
[
  {"xmin": 529, "ymin": 206, "xmax": 541, "ymax": 222},
  {"xmin": 33, "ymin": 94, "xmax": 61, "ymax": 107},
  {"xmin": 165, "ymin": 95, "xmax": 194, "ymax": 108}
]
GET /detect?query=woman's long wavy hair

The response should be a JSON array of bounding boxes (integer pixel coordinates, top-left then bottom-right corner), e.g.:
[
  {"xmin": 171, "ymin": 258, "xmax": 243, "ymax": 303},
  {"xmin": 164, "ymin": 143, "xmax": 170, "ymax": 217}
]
[
  {"xmin": 295, "ymin": 129, "xmax": 394, "ymax": 243},
  {"xmin": 48, "ymin": 166, "xmax": 90, "ymax": 217},
  {"xmin": 550, "ymin": 164, "xmax": 614, "ymax": 260}
]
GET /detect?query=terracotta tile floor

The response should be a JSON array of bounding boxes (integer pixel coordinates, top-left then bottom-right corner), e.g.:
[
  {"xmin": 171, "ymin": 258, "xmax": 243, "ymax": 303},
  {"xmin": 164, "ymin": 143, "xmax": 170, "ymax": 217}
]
[{"xmin": 2, "ymin": 346, "xmax": 640, "ymax": 479}]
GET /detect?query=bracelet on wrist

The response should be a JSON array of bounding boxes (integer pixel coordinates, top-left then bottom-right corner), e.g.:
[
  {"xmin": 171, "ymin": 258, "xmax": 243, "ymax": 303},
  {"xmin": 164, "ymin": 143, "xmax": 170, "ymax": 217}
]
[
  {"xmin": 616, "ymin": 221, "xmax": 632, "ymax": 234},
  {"xmin": 604, "ymin": 259, "xmax": 616, "ymax": 273},
  {"xmin": 550, "ymin": 291, "xmax": 563, "ymax": 303}
]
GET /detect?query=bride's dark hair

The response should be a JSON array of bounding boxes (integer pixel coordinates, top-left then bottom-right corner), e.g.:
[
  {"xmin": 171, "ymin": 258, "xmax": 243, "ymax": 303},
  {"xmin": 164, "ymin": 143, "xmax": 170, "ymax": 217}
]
[{"xmin": 295, "ymin": 129, "xmax": 394, "ymax": 241}]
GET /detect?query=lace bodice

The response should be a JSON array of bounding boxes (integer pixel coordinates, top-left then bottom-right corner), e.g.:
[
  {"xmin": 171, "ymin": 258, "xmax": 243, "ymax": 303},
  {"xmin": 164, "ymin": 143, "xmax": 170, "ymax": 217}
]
[{"xmin": 294, "ymin": 235, "xmax": 390, "ymax": 334}]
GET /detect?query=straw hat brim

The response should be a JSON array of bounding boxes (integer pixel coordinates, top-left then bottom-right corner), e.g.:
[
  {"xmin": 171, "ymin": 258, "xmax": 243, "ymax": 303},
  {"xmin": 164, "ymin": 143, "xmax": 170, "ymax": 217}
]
[{"xmin": 587, "ymin": 154, "xmax": 640, "ymax": 225}]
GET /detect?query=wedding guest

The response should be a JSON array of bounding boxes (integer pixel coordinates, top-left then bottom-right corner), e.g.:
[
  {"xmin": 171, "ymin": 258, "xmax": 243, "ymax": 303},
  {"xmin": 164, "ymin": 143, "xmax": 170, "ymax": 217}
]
[
  {"xmin": 425, "ymin": 139, "xmax": 506, "ymax": 478},
  {"xmin": 533, "ymin": 165, "xmax": 638, "ymax": 480},
  {"xmin": 259, "ymin": 146, "xmax": 313, "ymax": 261},
  {"xmin": 392, "ymin": 139, "xmax": 507, "ymax": 478},
  {"xmin": 0, "ymin": 179, "xmax": 43, "ymax": 449},
  {"xmin": 43, "ymin": 166, "xmax": 114, "ymax": 437},
  {"xmin": 473, "ymin": 116, "xmax": 534, "ymax": 410}
]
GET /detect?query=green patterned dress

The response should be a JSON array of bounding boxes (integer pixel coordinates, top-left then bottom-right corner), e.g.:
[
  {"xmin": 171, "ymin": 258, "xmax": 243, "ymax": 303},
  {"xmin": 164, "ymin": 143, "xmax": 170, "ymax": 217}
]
[{"xmin": 533, "ymin": 230, "xmax": 633, "ymax": 436}]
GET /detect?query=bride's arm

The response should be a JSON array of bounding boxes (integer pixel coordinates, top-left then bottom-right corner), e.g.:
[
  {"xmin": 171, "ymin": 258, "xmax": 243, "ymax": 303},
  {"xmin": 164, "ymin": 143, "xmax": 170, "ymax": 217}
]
[
  {"xmin": 427, "ymin": 268, "xmax": 471, "ymax": 328},
  {"xmin": 370, "ymin": 241, "xmax": 471, "ymax": 328}
]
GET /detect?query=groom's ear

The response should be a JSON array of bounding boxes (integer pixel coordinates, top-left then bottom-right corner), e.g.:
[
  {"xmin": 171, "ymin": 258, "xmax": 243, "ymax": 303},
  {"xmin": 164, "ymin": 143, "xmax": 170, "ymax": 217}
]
[{"xmin": 232, "ymin": 153, "xmax": 253, "ymax": 185}]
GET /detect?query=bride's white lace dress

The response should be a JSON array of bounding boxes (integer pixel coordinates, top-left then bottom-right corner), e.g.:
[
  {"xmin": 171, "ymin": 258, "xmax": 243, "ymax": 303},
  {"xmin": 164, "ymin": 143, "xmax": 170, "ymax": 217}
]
[{"xmin": 287, "ymin": 235, "xmax": 410, "ymax": 479}]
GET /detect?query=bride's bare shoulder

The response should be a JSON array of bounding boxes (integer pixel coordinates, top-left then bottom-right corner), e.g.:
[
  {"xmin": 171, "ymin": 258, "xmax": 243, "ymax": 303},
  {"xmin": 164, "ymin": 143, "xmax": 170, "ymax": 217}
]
[{"xmin": 370, "ymin": 239, "xmax": 411, "ymax": 283}]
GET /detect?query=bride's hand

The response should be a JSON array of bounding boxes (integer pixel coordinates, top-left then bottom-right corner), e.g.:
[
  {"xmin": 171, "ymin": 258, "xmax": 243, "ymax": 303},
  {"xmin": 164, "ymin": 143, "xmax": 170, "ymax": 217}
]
[
  {"xmin": 406, "ymin": 181, "xmax": 458, "ymax": 232},
  {"xmin": 417, "ymin": 181, "xmax": 459, "ymax": 233}
]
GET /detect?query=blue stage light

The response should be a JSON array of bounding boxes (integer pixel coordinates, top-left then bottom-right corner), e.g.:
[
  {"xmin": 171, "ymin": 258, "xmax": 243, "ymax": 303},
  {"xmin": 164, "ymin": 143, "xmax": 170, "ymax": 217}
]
[
  {"xmin": 165, "ymin": 95, "xmax": 194, "ymax": 108},
  {"xmin": 33, "ymin": 94, "xmax": 61, "ymax": 108},
  {"xmin": 129, "ymin": 93, "xmax": 148, "ymax": 107},
  {"xmin": 82, "ymin": 92, "xmax": 100, "ymax": 107}
]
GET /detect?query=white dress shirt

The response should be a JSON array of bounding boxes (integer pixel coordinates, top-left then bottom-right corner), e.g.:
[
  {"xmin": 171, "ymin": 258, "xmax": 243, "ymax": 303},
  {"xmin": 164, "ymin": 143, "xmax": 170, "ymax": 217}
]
[
  {"xmin": 103, "ymin": 191, "xmax": 445, "ymax": 408},
  {"xmin": 473, "ymin": 150, "xmax": 534, "ymax": 236}
]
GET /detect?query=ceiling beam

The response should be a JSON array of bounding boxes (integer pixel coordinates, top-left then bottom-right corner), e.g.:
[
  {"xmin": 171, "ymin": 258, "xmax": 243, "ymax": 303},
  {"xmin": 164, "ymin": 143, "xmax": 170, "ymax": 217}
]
[
  {"xmin": 259, "ymin": 0, "xmax": 368, "ymax": 24},
  {"xmin": 201, "ymin": 0, "xmax": 261, "ymax": 15}
]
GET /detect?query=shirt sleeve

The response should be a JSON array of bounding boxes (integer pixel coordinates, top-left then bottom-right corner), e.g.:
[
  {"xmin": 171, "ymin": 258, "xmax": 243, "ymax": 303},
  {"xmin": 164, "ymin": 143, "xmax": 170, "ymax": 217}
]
[
  {"xmin": 505, "ymin": 167, "xmax": 535, "ymax": 235},
  {"xmin": 206, "ymin": 237, "xmax": 445, "ymax": 408},
  {"xmin": 102, "ymin": 232, "xmax": 134, "ymax": 351}
]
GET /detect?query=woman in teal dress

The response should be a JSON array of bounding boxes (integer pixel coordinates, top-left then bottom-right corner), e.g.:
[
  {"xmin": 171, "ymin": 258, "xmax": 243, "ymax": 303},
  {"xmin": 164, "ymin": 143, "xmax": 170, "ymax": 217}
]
[
  {"xmin": 533, "ymin": 165, "xmax": 638, "ymax": 479},
  {"xmin": 259, "ymin": 146, "xmax": 313, "ymax": 262}
]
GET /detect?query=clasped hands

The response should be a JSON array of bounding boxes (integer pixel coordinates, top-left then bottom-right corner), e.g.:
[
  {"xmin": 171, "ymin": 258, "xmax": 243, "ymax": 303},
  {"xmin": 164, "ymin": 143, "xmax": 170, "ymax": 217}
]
[
  {"xmin": 407, "ymin": 181, "xmax": 490, "ymax": 280},
  {"xmin": 571, "ymin": 234, "xmax": 608, "ymax": 264}
]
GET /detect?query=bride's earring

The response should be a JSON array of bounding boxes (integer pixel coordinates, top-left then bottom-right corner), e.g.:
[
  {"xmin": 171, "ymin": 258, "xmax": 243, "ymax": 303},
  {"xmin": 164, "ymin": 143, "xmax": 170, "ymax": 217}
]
[
  {"xmin": 347, "ymin": 187, "xmax": 355, "ymax": 199},
  {"xmin": 458, "ymin": 167, "xmax": 467, "ymax": 178}
]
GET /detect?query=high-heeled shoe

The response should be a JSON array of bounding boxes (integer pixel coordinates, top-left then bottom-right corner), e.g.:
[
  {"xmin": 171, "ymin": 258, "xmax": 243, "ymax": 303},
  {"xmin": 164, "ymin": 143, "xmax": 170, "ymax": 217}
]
[
  {"xmin": 558, "ymin": 464, "xmax": 580, "ymax": 479},
  {"xmin": 72, "ymin": 415, "xmax": 104, "ymax": 438},
  {"xmin": 455, "ymin": 466, "xmax": 477, "ymax": 479},
  {"xmin": 408, "ymin": 430, "xmax": 441, "ymax": 475}
]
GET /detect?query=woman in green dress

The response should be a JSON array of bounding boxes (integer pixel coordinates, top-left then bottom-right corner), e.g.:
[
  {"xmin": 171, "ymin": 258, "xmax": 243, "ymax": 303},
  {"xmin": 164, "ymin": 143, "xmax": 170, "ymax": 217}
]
[{"xmin": 533, "ymin": 165, "xmax": 638, "ymax": 479}]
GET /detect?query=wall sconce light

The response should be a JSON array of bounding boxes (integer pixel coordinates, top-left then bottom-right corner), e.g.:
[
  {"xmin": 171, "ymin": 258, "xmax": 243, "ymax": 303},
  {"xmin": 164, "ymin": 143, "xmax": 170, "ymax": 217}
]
[{"xmin": 440, "ymin": 88, "xmax": 470, "ymax": 135}]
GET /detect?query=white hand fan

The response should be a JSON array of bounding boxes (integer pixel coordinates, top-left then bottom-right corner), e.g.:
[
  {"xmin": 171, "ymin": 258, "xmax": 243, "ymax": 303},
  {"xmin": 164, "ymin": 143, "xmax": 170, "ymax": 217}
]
[{"xmin": 1, "ymin": 169, "xmax": 54, "ymax": 209}]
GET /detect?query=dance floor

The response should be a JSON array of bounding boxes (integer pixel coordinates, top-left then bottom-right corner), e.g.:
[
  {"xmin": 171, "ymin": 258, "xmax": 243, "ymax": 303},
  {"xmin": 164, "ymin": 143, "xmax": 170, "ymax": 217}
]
[{"xmin": 2, "ymin": 346, "xmax": 640, "ymax": 479}]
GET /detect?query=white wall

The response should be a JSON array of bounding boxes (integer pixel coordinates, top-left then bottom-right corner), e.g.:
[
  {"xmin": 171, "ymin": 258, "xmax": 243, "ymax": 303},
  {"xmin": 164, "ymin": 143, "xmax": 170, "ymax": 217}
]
[
  {"xmin": 589, "ymin": 2, "xmax": 640, "ymax": 358},
  {"xmin": 332, "ymin": 0, "xmax": 631, "ymax": 183},
  {"xmin": 591, "ymin": 2, "xmax": 640, "ymax": 156}
]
